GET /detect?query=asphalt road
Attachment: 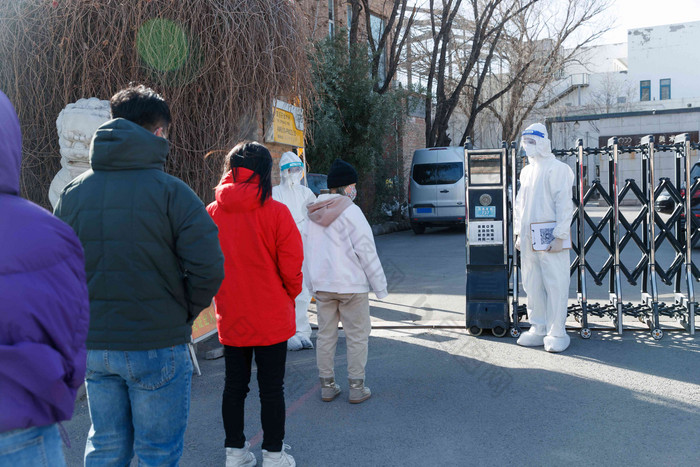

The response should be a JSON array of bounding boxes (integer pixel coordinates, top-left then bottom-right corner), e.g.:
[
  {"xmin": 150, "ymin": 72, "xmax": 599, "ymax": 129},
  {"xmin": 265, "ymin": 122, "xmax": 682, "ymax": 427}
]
[
  {"xmin": 346, "ymin": 207, "xmax": 700, "ymax": 332},
  {"xmin": 61, "ymin": 221, "xmax": 700, "ymax": 466}
]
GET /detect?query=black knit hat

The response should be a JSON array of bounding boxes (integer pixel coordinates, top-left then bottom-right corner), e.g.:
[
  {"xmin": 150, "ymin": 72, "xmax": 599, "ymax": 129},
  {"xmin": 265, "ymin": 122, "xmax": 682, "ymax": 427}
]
[{"xmin": 327, "ymin": 159, "xmax": 358, "ymax": 189}]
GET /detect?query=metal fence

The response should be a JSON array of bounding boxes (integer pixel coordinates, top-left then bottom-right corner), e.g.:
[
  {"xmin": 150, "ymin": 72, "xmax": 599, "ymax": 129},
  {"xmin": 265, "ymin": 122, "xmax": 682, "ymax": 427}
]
[{"xmin": 510, "ymin": 134, "xmax": 698, "ymax": 340}]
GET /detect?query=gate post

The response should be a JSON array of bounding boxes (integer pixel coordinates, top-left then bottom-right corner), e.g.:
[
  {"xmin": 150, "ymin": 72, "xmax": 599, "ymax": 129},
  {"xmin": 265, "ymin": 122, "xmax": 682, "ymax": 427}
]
[
  {"xmin": 677, "ymin": 133, "xmax": 696, "ymax": 335},
  {"xmin": 510, "ymin": 141, "xmax": 522, "ymax": 337},
  {"xmin": 576, "ymin": 139, "xmax": 590, "ymax": 338},
  {"xmin": 642, "ymin": 135, "xmax": 662, "ymax": 337},
  {"xmin": 608, "ymin": 137, "xmax": 624, "ymax": 335}
]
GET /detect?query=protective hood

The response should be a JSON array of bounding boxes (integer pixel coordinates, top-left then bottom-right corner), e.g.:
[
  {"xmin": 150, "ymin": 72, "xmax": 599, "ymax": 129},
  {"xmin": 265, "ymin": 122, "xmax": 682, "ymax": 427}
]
[
  {"xmin": 307, "ymin": 193, "xmax": 353, "ymax": 227},
  {"xmin": 279, "ymin": 151, "xmax": 304, "ymax": 186},
  {"xmin": 90, "ymin": 118, "xmax": 169, "ymax": 171},
  {"xmin": 0, "ymin": 91, "xmax": 22, "ymax": 195},
  {"xmin": 215, "ymin": 168, "xmax": 265, "ymax": 212},
  {"xmin": 521, "ymin": 122, "xmax": 553, "ymax": 162}
]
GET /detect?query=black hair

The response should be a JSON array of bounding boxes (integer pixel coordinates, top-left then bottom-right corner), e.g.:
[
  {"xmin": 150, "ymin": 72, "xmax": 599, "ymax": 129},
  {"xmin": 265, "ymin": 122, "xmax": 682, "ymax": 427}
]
[
  {"xmin": 110, "ymin": 84, "xmax": 172, "ymax": 131},
  {"xmin": 223, "ymin": 141, "xmax": 273, "ymax": 206}
]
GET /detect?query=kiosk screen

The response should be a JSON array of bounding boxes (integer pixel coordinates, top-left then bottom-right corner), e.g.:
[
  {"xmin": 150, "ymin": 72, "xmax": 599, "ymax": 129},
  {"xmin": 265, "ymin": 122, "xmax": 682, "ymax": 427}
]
[{"xmin": 469, "ymin": 153, "xmax": 501, "ymax": 185}]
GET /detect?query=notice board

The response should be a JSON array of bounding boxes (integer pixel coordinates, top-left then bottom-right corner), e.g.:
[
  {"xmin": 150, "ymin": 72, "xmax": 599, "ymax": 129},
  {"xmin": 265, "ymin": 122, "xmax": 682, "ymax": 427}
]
[{"xmin": 192, "ymin": 302, "xmax": 217, "ymax": 343}]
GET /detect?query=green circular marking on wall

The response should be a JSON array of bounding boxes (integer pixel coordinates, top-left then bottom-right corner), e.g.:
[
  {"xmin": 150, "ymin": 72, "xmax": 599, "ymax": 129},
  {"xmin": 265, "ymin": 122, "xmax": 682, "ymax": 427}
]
[{"xmin": 136, "ymin": 19, "xmax": 188, "ymax": 72}]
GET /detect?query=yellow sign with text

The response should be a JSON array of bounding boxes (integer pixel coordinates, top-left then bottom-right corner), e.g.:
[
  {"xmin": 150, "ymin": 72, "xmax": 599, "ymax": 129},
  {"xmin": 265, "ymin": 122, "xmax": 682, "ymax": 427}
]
[
  {"xmin": 272, "ymin": 107, "xmax": 304, "ymax": 147},
  {"xmin": 192, "ymin": 303, "xmax": 218, "ymax": 343}
]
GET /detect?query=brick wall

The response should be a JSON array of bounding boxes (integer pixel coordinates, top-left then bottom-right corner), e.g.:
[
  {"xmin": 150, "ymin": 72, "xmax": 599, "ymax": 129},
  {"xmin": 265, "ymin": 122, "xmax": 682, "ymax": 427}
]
[
  {"xmin": 296, "ymin": 0, "xmax": 389, "ymax": 42},
  {"xmin": 246, "ymin": 1, "xmax": 395, "ymax": 200},
  {"xmin": 399, "ymin": 115, "xmax": 426, "ymax": 202}
]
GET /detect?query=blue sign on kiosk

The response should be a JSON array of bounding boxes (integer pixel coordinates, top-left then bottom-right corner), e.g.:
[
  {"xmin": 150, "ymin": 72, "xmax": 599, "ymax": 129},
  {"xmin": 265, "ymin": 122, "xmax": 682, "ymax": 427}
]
[{"xmin": 474, "ymin": 206, "xmax": 496, "ymax": 218}]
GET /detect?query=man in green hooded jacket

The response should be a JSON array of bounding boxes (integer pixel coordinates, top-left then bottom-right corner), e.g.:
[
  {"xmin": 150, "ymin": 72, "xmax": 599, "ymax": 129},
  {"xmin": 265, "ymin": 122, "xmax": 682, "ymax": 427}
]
[{"xmin": 55, "ymin": 85, "xmax": 224, "ymax": 466}]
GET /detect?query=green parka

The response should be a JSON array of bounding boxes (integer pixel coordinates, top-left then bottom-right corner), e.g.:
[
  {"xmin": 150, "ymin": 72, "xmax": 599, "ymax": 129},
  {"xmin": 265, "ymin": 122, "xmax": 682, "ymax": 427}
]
[{"xmin": 55, "ymin": 118, "xmax": 224, "ymax": 350}]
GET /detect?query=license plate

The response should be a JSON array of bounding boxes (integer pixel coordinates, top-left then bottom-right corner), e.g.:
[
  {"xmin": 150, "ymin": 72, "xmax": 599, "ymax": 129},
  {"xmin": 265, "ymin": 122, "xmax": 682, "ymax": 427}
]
[
  {"xmin": 475, "ymin": 206, "xmax": 496, "ymax": 218},
  {"xmin": 416, "ymin": 207, "xmax": 433, "ymax": 213}
]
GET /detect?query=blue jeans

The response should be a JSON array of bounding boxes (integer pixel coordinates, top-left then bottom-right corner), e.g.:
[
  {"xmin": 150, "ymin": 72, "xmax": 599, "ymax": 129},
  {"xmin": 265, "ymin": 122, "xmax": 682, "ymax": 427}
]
[
  {"xmin": 84, "ymin": 345, "xmax": 193, "ymax": 467},
  {"xmin": 0, "ymin": 424, "xmax": 66, "ymax": 466}
]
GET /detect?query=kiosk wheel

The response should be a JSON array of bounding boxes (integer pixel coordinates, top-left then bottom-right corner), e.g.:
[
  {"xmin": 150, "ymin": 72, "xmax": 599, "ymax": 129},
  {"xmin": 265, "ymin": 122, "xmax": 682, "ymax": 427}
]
[
  {"xmin": 468, "ymin": 326, "xmax": 482, "ymax": 336},
  {"xmin": 509, "ymin": 326, "xmax": 521, "ymax": 338},
  {"xmin": 580, "ymin": 328, "xmax": 592, "ymax": 339},
  {"xmin": 651, "ymin": 328, "xmax": 664, "ymax": 340},
  {"xmin": 492, "ymin": 326, "xmax": 507, "ymax": 338}
]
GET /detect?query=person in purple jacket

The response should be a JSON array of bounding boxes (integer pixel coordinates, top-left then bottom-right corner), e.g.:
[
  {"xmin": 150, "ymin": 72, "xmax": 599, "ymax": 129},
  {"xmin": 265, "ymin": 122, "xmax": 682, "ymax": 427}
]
[{"xmin": 0, "ymin": 90, "xmax": 90, "ymax": 465}]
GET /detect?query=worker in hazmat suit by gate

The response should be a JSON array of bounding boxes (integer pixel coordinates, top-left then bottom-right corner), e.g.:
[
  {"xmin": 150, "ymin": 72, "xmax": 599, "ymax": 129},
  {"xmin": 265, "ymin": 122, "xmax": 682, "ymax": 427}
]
[
  {"xmin": 514, "ymin": 123, "xmax": 575, "ymax": 352},
  {"xmin": 272, "ymin": 151, "xmax": 317, "ymax": 350}
]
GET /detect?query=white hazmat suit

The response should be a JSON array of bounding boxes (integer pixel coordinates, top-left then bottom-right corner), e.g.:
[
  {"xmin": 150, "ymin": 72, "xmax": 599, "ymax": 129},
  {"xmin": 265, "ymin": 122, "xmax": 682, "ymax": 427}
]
[
  {"xmin": 272, "ymin": 152, "xmax": 317, "ymax": 351},
  {"xmin": 514, "ymin": 123, "xmax": 575, "ymax": 353}
]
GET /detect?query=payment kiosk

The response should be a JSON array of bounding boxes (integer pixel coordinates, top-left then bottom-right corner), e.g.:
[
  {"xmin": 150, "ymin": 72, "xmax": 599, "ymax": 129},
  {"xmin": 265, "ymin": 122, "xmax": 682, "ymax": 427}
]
[{"xmin": 464, "ymin": 141, "xmax": 511, "ymax": 337}]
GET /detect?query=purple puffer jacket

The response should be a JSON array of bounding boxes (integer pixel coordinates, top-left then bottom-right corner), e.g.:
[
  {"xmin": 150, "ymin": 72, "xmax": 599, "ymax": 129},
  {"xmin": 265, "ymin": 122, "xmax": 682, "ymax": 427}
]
[{"xmin": 0, "ymin": 91, "xmax": 90, "ymax": 432}]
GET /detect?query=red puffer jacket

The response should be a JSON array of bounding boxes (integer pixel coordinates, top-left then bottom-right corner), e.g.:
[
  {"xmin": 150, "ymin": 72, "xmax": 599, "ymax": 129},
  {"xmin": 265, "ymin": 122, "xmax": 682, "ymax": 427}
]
[{"xmin": 207, "ymin": 168, "xmax": 303, "ymax": 347}]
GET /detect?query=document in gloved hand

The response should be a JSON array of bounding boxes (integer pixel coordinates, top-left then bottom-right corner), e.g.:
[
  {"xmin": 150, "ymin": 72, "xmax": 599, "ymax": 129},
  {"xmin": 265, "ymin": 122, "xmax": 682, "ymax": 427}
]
[{"xmin": 530, "ymin": 222, "xmax": 572, "ymax": 251}]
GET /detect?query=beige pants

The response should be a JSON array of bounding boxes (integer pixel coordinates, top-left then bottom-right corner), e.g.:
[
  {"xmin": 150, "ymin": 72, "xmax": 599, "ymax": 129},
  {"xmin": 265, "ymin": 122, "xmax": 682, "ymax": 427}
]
[{"xmin": 315, "ymin": 291, "xmax": 371, "ymax": 380}]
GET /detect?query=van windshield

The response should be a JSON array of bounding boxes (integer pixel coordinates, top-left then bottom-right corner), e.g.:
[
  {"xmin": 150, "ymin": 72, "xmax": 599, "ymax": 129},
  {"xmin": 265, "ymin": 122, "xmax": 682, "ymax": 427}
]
[{"xmin": 413, "ymin": 162, "xmax": 463, "ymax": 185}]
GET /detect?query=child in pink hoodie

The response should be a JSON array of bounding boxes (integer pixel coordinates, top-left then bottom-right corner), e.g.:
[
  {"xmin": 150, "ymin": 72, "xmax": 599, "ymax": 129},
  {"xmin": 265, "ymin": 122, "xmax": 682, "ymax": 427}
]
[{"xmin": 304, "ymin": 159, "xmax": 387, "ymax": 404}]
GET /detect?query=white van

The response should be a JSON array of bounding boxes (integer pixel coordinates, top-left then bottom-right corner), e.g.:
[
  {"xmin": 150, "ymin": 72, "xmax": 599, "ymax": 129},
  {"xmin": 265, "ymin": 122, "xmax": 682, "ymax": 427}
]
[{"xmin": 408, "ymin": 147, "xmax": 466, "ymax": 234}]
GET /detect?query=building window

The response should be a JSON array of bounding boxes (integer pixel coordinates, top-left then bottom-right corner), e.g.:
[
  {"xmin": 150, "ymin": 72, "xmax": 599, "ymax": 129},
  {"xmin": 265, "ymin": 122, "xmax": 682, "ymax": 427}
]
[
  {"xmin": 660, "ymin": 78, "xmax": 671, "ymax": 100},
  {"xmin": 328, "ymin": 0, "xmax": 335, "ymax": 37},
  {"xmin": 370, "ymin": 14, "xmax": 386, "ymax": 84},
  {"xmin": 640, "ymin": 80, "xmax": 651, "ymax": 101}
]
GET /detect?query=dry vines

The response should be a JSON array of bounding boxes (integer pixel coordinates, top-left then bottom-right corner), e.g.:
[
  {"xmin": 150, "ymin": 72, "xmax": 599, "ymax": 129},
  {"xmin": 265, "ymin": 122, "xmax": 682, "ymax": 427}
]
[{"xmin": 0, "ymin": 0, "xmax": 312, "ymax": 207}]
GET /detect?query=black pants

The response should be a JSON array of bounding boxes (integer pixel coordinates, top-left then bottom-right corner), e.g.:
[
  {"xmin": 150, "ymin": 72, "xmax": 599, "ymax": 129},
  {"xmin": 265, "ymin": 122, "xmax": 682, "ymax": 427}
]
[{"xmin": 223, "ymin": 341, "xmax": 287, "ymax": 452}]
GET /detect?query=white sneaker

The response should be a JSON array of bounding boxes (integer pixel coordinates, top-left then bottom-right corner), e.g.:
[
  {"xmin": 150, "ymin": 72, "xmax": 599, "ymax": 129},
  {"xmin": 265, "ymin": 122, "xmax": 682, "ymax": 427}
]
[
  {"xmin": 287, "ymin": 335, "xmax": 303, "ymax": 351},
  {"xmin": 262, "ymin": 444, "xmax": 295, "ymax": 467},
  {"xmin": 226, "ymin": 441, "xmax": 256, "ymax": 467}
]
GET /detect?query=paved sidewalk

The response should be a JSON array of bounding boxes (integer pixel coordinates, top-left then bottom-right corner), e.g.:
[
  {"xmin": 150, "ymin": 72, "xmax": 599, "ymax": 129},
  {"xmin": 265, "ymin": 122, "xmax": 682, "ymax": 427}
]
[
  {"xmin": 62, "ymin": 226, "xmax": 699, "ymax": 465},
  {"xmin": 63, "ymin": 328, "xmax": 700, "ymax": 466}
]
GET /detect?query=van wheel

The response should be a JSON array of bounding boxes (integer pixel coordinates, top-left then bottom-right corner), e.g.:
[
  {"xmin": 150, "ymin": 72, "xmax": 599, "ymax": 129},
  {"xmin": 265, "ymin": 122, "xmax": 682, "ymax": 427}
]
[{"xmin": 411, "ymin": 223, "xmax": 426, "ymax": 235}]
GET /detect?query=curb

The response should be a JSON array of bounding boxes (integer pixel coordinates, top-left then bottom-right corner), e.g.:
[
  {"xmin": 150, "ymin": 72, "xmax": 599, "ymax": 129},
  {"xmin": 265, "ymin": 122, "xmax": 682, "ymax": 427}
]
[{"xmin": 371, "ymin": 220, "xmax": 410, "ymax": 236}]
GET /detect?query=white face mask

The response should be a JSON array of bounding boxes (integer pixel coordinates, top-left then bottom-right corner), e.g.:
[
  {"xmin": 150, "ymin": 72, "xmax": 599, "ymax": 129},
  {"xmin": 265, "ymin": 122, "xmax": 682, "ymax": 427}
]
[
  {"xmin": 522, "ymin": 137, "xmax": 545, "ymax": 159},
  {"xmin": 284, "ymin": 167, "xmax": 304, "ymax": 186},
  {"xmin": 345, "ymin": 185, "xmax": 357, "ymax": 202}
]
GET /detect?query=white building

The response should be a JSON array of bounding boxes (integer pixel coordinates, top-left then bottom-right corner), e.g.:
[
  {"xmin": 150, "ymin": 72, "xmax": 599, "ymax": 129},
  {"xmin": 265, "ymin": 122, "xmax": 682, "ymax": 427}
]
[{"xmin": 541, "ymin": 21, "xmax": 700, "ymax": 192}]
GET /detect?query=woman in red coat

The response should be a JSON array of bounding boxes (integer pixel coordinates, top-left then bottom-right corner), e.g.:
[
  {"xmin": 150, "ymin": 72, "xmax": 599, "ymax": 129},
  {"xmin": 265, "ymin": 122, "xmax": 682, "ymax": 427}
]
[{"xmin": 207, "ymin": 141, "xmax": 302, "ymax": 467}]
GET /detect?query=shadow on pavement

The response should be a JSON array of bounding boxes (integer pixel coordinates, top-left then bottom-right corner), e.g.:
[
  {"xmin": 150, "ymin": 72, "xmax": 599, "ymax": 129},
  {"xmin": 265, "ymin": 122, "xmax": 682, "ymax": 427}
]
[{"xmin": 62, "ymin": 329, "xmax": 700, "ymax": 466}]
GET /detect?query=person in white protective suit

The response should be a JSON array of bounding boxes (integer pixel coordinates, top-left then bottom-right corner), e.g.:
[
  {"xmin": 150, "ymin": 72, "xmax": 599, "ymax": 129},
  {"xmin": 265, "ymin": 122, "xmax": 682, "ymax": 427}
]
[
  {"xmin": 514, "ymin": 123, "xmax": 575, "ymax": 353},
  {"xmin": 272, "ymin": 151, "xmax": 317, "ymax": 351}
]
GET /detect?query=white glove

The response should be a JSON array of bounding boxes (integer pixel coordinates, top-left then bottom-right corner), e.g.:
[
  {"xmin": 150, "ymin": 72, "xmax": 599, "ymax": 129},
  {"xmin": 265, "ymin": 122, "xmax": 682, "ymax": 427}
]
[
  {"xmin": 515, "ymin": 236, "xmax": 520, "ymax": 251},
  {"xmin": 547, "ymin": 238, "xmax": 564, "ymax": 253}
]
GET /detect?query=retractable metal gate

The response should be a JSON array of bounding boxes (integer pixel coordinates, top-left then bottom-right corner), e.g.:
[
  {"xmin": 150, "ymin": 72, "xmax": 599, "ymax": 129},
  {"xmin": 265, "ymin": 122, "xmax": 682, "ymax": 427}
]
[{"xmin": 508, "ymin": 133, "xmax": 698, "ymax": 340}]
